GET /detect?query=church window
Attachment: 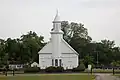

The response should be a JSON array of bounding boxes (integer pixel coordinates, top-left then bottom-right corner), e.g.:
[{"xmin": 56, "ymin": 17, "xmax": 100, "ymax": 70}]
[
  {"xmin": 55, "ymin": 59, "xmax": 58, "ymax": 66},
  {"xmin": 59, "ymin": 59, "xmax": 62, "ymax": 66},
  {"xmin": 52, "ymin": 59, "xmax": 54, "ymax": 66}
]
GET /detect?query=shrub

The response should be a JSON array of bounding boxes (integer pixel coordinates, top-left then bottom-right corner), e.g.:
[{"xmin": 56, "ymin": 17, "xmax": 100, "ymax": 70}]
[
  {"xmin": 24, "ymin": 65, "xmax": 29, "ymax": 68},
  {"xmin": 72, "ymin": 63, "xmax": 85, "ymax": 72},
  {"xmin": 14, "ymin": 68, "xmax": 24, "ymax": 71},
  {"xmin": 65, "ymin": 69, "xmax": 73, "ymax": 73},
  {"xmin": 24, "ymin": 67, "xmax": 40, "ymax": 73},
  {"xmin": 0, "ymin": 68, "xmax": 5, "ymax": 71},
  {"xmin": 79, "ymin": 63, "xmax": 86, "ymax": 71},
  {"xmin": 45, "ymin": 66, "xmax": 64, "ymax": 73},
  {"xmin": 56, "ymin": 66, "xmax": 64, "ymax": 72},
  {"xmin": 40, "ymin": 69, "xmax": 46, "ymax": 73},
  {"xmin": 45, "ymin": 66, "xmax": 56, "ymax": 73}
]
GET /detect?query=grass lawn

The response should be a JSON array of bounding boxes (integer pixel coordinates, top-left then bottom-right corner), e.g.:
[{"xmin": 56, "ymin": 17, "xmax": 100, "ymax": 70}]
[
  {"xmin": 0, "ymin": 74, "xmax": 95, "ymax": 80},
  {"xmin": 85, "ymin": 69, "xmax": 120, "ymax": 73},
  {"xmin": 114, "ymin": 74, "xmax": 120, "ymax": 77}
]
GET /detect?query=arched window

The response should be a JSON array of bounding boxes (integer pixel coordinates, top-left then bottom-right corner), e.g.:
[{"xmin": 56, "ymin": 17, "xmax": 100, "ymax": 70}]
[{"xmin": 55, "ymin": 59, "xmax": 58, "ymax": 66}]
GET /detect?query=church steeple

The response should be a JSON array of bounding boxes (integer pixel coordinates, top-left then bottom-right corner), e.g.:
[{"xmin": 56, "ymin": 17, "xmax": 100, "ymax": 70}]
[
  {"xmin": 52, "ymin": 10, "xmax": 63, "ymax": 33},
  {"xmin": 53, "ymin": 10, "xmax": 60, "ymax": 22},
  {"xmin": 50, "ymin": 10, "xmax": 63, "ymax": 67}
]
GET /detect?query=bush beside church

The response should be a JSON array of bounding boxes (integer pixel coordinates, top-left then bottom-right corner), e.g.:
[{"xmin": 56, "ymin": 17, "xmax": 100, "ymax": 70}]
[
  {"xmin": 24, "ymin": 63, "xmax": 86, "ymax": 73},
  {"xmin": 45, "ymin": 66, "xmax": 64, "ymax": 73},
  {"xmin": 72, "ymin": 63, "xmax": 86, "ymax": 72},
  {"xmin": 24, "ymin": 67, "xmax": 40, "ymax": 73}
]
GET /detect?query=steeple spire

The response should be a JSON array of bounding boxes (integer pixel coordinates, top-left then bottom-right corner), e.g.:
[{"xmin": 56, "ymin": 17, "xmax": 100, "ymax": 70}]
[
  {"xmin": 53, "ymin": 10, "xmax": 61, "ymax": 22},
  {"xmin": 51, "ymin": 10, "xmax": 63, "ymax": 34}
]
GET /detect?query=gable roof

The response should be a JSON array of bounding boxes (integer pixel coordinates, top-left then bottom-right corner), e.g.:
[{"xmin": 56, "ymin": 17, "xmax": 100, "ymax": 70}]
[
  {"xmin": 38, "ymin": 39, "xmax": 79, "ymax": 55},
  {"xmin": 61, "ymin": 39, "xmax": 79, "ymax": 55},
  {"xmin": 38, "ymin": 41, "xmax": 52, "ymax": 53}
]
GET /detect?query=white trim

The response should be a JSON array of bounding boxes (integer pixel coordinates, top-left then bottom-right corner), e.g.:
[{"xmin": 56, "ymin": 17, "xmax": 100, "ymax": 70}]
[{"xmin": 39, "ymin": 53, "xmax": 52, "ymax": 54}]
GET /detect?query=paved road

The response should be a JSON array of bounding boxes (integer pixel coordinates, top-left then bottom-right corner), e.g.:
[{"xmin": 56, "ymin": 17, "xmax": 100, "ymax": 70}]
[{"xmin": 95, "ymin": 74, "xmax": 120, "ymax": 80}]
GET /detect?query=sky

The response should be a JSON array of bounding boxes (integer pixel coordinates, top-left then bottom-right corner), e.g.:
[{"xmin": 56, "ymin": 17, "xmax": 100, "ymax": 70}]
[{"xmin": 0, "ymin": 0, "xmax": 120, "ymax": 46}]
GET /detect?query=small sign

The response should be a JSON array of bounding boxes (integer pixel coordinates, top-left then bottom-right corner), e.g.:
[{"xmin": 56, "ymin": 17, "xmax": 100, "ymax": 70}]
[{"xmin": 88, "ymin": 64, "xmax": 92, "ymax": 70}]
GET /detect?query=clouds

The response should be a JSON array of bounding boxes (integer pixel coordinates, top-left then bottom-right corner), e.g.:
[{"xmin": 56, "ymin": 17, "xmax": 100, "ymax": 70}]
[
  {"xmin": 0, "ymin": 0, "xmax": 120, "ymax": 45},
  {"xmin": 78, "ymin": 0, "xmax": 120, "ymax": 8}
]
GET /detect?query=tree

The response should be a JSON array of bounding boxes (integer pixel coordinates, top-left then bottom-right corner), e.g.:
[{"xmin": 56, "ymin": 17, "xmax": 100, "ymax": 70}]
[
  {"xmin": 20, "ymin": 31, "xmax": 46, "ymax": 64},
  {"xmin": 101, "ymin": 39, "xmax": 115, "ymax": 48},
  {"xmin": 5, "ymin": 38, "xmax": 20, "ymax": 64},
  {"xmin": 111, "ymin": 60, "xmax": 117, "ymax": 67},
  {"xmin": 83, "ymin": 55, "xmax": 94, "ymax": 67},
  {"xmin": 61, "ymin": 21, "xmax": 92, "ymax": 59},
  {"xmin": 0, "ymin": 39, "xmax": 6, "ymax": 67},
  {"xmin": 61, "ymin": 21, "xmax": 92, "ymax": 62},
  {"xmin": 0, "ymin": 31, "xmax": 46, "ymax": 65},
  {"xmin": 61, "ymin": 21, "xmax": 92, "ymax": 43}
]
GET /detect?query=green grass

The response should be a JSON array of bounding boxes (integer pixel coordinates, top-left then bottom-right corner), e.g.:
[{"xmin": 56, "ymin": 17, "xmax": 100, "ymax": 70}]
[
  {"xmin": 0, "ymin": 74, "xmax": 95, "ymax": 80},
  {"xmin": 112, "ymin": 74, "xmax": 120, "ymax": 79},
  {"xmin": 114, "ymin": 74, "xmax": 120, "ymax": 76},
  {"xmin": 85, "ymin": 69, "xmax": 120, "ymax": 73}
]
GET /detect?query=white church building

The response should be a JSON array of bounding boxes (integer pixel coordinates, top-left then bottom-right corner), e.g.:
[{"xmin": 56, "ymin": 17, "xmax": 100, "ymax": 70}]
[{"xmin": 38, "ymin": 12, "xmax": 79, "ymax": 69}]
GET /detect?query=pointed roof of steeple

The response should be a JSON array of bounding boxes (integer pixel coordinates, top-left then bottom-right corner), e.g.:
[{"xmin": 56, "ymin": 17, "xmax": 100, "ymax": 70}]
[{"xmin": 53, "ymin": 10, "xmax": 61, "ymax": 22}]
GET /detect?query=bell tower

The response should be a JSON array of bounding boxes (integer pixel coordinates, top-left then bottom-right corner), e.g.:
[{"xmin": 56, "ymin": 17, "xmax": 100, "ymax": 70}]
[{"xmin": 50, "ymin": 10, "xmax": 63, "ymax": 66}]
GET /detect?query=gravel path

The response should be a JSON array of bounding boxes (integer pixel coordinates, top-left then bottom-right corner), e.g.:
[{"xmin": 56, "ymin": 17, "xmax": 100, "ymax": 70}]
[{"xmin": 95, "ymin": 74, "xmax": 120, "ymax": 80}]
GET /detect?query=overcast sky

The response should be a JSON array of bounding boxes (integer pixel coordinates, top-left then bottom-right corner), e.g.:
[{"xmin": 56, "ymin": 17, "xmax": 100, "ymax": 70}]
[{"xmin": 0, "ymin": 0, "xmax": 120, "ymax": 46}]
